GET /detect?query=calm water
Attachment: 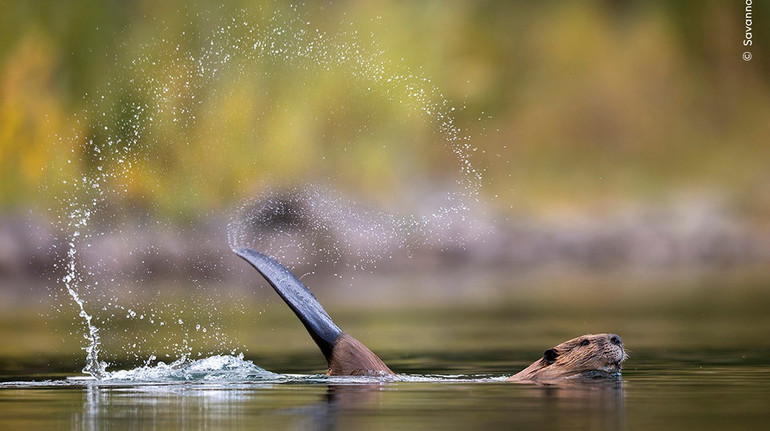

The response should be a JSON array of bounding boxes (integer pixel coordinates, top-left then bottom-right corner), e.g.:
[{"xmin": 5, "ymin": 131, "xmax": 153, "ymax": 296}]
[
  {"xmin": 1, "ymin": 348, "xmax": 769, "ymax": 430},
  {"xmin": 2, "ymin": 281, "xmax": 770, "ymax": 430}
]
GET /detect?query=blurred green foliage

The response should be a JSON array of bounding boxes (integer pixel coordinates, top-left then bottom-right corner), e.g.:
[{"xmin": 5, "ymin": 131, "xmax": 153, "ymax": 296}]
[{"xmin": 0, "ymin": 0, "xmax": 768, "ymax": 219}]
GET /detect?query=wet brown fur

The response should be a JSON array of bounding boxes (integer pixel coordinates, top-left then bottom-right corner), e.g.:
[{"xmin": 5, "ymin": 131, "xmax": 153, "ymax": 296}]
[
  {"xmin": 325, "ymin": 332, "xmax": 625, "ymax": 381},
  {"xmin": 327, "ymin": 332, "xmax": 393, "ymax": 376},
  {"xmin": 508, "ymin": 333, "xmax": 627, "ymax": 382}
]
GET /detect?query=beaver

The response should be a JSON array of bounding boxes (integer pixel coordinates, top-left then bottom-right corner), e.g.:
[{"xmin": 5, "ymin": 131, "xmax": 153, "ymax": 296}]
[
  {"xmin": 508, "ymin": 333, "xmax": 626, "ymax": 382},
  {"xmin": 236, "ymin": 248, "xmax": 626, "ymax": 381}
]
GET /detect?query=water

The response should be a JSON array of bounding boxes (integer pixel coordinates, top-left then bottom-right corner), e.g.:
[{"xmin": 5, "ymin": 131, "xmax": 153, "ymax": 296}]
[
  {"xmin": 32, "ymin": 4, "xmax": 769, "ymax": 429},
  {"xmin": 4, "ymin": 285, "xmax": 770, "ymax": 430},
  {"xmin": 1, "ymin": 349, "xmax": 768, "ymax": 430},
  {"xmin": 51, "ymin": 4, "xmax": 486, "ymax": 378}
]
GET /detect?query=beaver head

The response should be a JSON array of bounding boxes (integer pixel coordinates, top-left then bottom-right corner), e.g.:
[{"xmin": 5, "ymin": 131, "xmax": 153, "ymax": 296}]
[{"xmin": 509, "ymin": 333, "xmax": 627, "ymax": 383}]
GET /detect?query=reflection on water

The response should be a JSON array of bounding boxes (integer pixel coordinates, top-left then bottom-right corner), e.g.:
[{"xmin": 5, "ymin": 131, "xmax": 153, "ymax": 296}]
[
  {"xmin": 73, "ymin": 381, "xmax": 392, "ymax": 430},
  {"xmin": 3, "ymin": 354, "xmax": 770, "ymax": 430},
  {"xmin": 65, "ymin": 378, "xmax": 624, "ymax": 431},
  {"xmin": 3, "ymin": 284, "xmax": 770, "ymax": 431},
  {"xmin": 78, "ymin": 383, "xmax": 278, "ymax": 429}
]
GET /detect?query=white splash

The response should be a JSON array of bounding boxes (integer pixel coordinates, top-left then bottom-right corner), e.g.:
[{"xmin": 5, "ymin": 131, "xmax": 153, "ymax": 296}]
[
  {"xmin": 55, "ymin": 5, "xmax": 485, "ymax": 379},
  {"xmin": 102, "ymin": 354, "xmax": 279, "ymax": 382}
]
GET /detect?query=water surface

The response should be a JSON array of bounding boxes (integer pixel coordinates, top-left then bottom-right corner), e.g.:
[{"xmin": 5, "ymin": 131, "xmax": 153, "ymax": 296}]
[
  {"xmin": 2, "ymin": 347, "xmax": 769, "ymax": 430},
  {"xmin": 3, "ymin": 280, "xmax": 770, "ymax": 430}
]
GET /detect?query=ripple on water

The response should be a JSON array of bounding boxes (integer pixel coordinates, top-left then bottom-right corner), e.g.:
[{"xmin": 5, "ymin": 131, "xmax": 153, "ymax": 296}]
[{"xmin": 0, "ymin": 354, "xmax": 514, "ymax": 389}]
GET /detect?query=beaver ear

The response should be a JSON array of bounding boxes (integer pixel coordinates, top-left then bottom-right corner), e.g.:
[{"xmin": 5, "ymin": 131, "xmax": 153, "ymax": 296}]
[{"xmin": 543, "ymin": 348, "xmax": 558, "ymax": 365}]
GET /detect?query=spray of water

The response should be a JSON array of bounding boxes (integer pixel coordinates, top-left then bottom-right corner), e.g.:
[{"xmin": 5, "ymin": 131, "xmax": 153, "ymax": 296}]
[
  {"xmin": 54, "ymin": 113, "xmax": 140, "ymax": 377},
  {"xmin": 55, "ymin": 5, "xmax": 485, "ymax": 379},
  {"xmin": 61, "ymin": 212, "xmax": 106, "ymax": 378},
  {"xmin": 222, "ymin": 7, "xmax": 485, "ymax": 266}
]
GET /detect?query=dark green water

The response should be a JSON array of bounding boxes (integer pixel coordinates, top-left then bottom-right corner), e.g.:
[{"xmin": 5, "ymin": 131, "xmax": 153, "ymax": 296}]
[
  {"xmin": 2, "ymin": 281, "xmax": 770, "ymax": 430},
  {"xmin": 1, "ymin": 348, "xmax": 769, "ymax": 430}
]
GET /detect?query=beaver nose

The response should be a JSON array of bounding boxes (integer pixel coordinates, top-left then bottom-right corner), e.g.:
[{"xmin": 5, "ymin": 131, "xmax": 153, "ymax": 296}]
[{"xmin": 609, "ymin": 335, "xmax": 622, "ymax": 346}]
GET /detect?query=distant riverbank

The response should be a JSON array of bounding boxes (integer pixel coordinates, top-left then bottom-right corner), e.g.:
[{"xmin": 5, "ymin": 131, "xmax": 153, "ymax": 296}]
[{"xmin": 3, "ymin": 193, "xmax": 769, "ymax": 303}]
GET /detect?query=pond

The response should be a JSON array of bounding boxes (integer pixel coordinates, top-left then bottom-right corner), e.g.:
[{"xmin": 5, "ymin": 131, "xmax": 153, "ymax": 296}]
[{"xmin": 1, "ymin": 279, "xmax": 769, "ymax": 430}]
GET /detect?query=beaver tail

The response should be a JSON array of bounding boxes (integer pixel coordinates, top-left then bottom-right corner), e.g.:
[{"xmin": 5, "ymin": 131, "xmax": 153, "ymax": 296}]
[
  {"xmin": 236, "ymin": 248, "xmax": 392, "ymax": 376},
  {"xmin": 236, "ymin": 248, "xmax": 342, "ymax": 360}
]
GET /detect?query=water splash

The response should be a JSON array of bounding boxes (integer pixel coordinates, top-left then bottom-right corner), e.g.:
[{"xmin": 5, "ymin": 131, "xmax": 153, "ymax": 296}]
[
  {"xmin": 53, "ymin": 4, "xmax": 486, "ymax": 379},
  {"xmin": 221, "ymin": 7, "xmax": 486, "ymax": 267},
  {"xmin": 62, "ymin": 226, "xmax": 107, "ymax": 378},
  {"xmin": 226, "ymin": 183, "xmax": 486, "ymax": 269},
  {"xmin": 101, "ymin": 354, "xmax": 280, "ymax": 382},
  {"xmin": 97, "ymin": 357, "xmax": 500, "ymax": 384},
  {"xmin": 54, "ymin": 91, "xmax": 143, "ymax": 379}
]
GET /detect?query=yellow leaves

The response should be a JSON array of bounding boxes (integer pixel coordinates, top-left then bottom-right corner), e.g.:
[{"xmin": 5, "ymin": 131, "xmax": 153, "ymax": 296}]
[
  {"xmin": 1, "ymin": 2, "xmax": 768, "ymax": 218},
  {"xmin": 0, "ymin": 32, "xmax": 72, "ymax": 206}
]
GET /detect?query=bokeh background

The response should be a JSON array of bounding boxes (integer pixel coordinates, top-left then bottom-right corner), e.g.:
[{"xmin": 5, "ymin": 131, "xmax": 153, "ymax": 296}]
[{"xmin": 1, "ymin": 1, "xmax": 769, "ymax": 369}]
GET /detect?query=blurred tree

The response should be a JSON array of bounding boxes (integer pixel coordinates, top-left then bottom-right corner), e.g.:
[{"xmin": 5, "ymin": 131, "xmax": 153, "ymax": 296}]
[{"xmin": 0, "ymin": 0, "xmax": 767, "ymax": 219}]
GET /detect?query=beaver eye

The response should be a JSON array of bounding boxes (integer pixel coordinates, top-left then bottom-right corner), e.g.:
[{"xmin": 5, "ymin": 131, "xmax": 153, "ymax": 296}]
[{"xmin": 580, "ymin": 339, "xmax": 590, "ymax": 346}]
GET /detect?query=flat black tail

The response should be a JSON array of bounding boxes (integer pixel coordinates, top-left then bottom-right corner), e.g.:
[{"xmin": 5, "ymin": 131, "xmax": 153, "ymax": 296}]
[{"xmin": 236, "ymin": 248, "xmax": 342, "ymax": 361}]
